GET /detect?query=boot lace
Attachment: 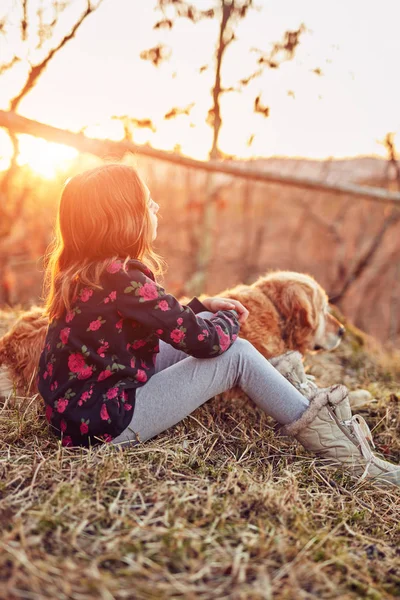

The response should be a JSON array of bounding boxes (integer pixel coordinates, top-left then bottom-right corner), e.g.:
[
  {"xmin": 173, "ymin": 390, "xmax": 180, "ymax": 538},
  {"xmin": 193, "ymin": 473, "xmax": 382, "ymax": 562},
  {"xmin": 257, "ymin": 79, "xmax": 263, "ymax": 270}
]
[{"xmin": 344, "ymin": 415, "xmax": 376, "ymax": 481}]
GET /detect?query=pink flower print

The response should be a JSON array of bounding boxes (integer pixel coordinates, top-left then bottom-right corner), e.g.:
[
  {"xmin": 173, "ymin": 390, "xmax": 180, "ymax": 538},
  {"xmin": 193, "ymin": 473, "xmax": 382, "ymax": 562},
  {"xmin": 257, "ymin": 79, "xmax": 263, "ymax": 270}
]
[
  {"xmin": 97, "ymin": 341, "xmax": 109, "ymax": 358},
  {"xmin": 138, "ymin": 282, "xmax": 158, "ymax": 301},
  {"xmin": 116, "ymin": 318, "xmax": 123, "ymax": 330},
  {"xmin": 80, "ymin": 421, "xmax": 89, "ymax": 435},
  {"xmin": 101, "ymin": 433, "xmax": 113, "ymax": 443},
  {"xmin": 100, "ymin": 403, "xmax": 110, "ymax": 421},
  {"xmin": 89, "ymin": 319, "xmax": 102, "ymax": 331},
  {"xmin": 46, "ymin": 342, "xmax": 51, "ymax": 351},
  {"xmin": 227, "ymin": 316, "xmax": 236, "ymax": 326},
  {"xmin": 232, "ymin": 334, "xmax": 238, "ymax": 341},
  {"xmin": 80, "ymin": 287, "xmax": 93, "ymax": 302},
  {"xmin": 60, "ymin": 327, "xmax": 70, "ymax": 345},
  {"xmin": 98, "ymin": 369, "xmax": 112, "ymax": 381},
  {"xmin": 135, "ymin": 369, "xmax": 147, "ymax": 382},
  {"xmin": 62, "ymin": 436, "xmax": 73, "ymax": 447},
  {"xmin": 158, "ymin": 300, "xmax": 169, "ymax": 311},
  {"xmin": 57, "ymin": 398, "xmax": 69, "ymax": 413},
  {"xmin": 121, "ymin": 390, "xmax": 128, "ymax": 402},
  {"xmin": 68, "ymin": 353, "xmax": 86, "ymax": 373},
  {"xmin": 132, "ymin": 339, "xmax": 146, "ymax": 349},
  {"xmin": 215, "ymin": 325, "xmax": 230, "ymax": 352},
  {"xmin": 140, "ymin": 360, "xmax": 150, "ymax": 370},
  {"xmin": 60, "ymin": 419, "xmax": 67, "ymax": 432},
  {"xmin": 50, "ymin": 380, "xmax": 58, "ymax": 392},
  {"xmin": 65, "ymin": 310, "xmax": 75, "ymax": 323},
  {"xmin": 156, "ymin": 329, "xmax": 163, "ymax": 335},
  {"xmin": 130, "ymin": 357, "xmax": 136, "ymax": 368},
  {"xmin": 78, "ymin": 389, "xmax": 92, "ymax": 406},
  {"xmin": 104, "ymin": 290, "xmax": 117, "ymax": 304},
  {"xmin": 43, "ymin": 362, "xmax": 53, "ymax": 380},
  {"xmin": 177, "ymin": 317, "xmax": 183, "ymax": 325},
  {"xmin": 107, "ymin": 387, "xmax": 119, "ymax": 400},
  {"xmin": 198, "ymin": 334, "xmax": 205, "ymax": 341},
  {"xmin": 45, "ymin": 405, "xmax": 53, "ymax": 422},
  {"xmin": 107, "ymin": 260, "xmax": 122, "ymax": 274},
  {"xmin": 77, "ymin": 365, "xmax": 93, "ymax": 380},
  {"xmin": 170, "ymin": 329, "xmax": 185, "ymax": 344},
  {"xmin": 202, "ymin": 329, "xmax": 209, "ymax": 337},
  {"xmin": 125, "ymin": 404, "xmax": 132, "ymax": 411}
]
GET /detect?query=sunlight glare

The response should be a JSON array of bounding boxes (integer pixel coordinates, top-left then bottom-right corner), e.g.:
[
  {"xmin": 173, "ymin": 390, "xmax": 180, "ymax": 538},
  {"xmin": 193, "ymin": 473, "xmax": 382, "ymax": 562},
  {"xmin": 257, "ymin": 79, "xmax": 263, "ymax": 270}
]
[{"xmin": 17, "ymin": 135, "xmax": 79, "ymax": 179}]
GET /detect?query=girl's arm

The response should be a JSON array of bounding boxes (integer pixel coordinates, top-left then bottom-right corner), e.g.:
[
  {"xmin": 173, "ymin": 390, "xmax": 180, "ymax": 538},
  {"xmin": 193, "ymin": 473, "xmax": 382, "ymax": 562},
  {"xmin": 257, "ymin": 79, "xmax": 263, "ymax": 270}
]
[
  {"xmin": 183, "ymin": 297, "xmax": 209, "ymax": 315},
  {"xmin": 115, "ymin": 268, "xmax": 240, "ymax": 358}
]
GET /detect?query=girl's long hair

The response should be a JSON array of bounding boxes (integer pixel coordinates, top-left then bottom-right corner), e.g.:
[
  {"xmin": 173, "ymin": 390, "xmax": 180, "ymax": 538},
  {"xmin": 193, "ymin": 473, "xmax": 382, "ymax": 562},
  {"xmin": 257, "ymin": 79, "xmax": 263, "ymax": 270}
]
[{"xmin": 42, "ymin": 163, "xmax": 164, "ymax": 322}]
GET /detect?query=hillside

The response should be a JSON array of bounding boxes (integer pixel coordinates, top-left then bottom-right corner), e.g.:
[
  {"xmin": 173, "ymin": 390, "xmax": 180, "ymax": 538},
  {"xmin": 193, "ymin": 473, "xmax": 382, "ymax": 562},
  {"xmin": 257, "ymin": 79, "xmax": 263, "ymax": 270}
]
[
  {"xmin": 0, "ymin": 307, "xmax": 399, "ymax": 599},
  {"xmin": 245, "ymin": 155, "xmax": 390, "ymax": 186}
]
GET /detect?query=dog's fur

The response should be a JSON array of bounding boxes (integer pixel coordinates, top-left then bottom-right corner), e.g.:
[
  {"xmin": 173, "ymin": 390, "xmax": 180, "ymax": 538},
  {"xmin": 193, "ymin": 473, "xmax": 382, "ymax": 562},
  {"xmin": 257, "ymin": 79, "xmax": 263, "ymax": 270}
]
[
  {"xmin": 215, "ymin": 271, "xmax": 343, "ymax": 357},
  {"xmin": 0, "ymin": 271, "xmax": 344, "ymax": 398}
]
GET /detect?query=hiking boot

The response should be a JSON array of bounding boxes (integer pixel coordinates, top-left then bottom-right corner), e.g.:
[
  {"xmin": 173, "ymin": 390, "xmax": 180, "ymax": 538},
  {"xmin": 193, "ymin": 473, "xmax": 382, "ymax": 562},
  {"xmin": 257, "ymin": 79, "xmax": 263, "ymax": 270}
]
[{"xmin": 280, "ymin": 384, "xmax": 400, "ymax": 488}]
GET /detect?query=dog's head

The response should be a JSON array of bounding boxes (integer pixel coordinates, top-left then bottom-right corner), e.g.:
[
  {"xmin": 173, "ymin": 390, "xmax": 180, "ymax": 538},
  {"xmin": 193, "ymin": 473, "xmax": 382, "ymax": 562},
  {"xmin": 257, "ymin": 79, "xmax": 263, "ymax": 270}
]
[{"xmin": 252, "ymin": 271, "xmax": 345, "ymax": 354}]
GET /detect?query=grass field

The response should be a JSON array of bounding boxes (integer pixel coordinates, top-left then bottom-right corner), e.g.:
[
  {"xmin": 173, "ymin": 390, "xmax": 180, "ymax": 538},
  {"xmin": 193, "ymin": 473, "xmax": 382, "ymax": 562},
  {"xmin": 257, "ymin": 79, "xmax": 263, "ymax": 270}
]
[{"xmin": 0, "ymin": 310, "xmax": 399, "ymax": 599}]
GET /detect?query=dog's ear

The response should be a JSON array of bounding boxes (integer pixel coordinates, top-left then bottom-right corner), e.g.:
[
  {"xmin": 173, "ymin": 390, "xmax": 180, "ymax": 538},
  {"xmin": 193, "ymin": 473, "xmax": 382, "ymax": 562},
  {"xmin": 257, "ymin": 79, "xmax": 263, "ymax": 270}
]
[
  {"xmin": 280, "ymin": 284, "xmax": 316, "ymax": 329},
  {"xmin": 255, "ymin": 278, "xmax": 316, "ymax": 327},
  {"xmin": 281, "ymin": 283, "xmax": 319, "ymax": 353}
]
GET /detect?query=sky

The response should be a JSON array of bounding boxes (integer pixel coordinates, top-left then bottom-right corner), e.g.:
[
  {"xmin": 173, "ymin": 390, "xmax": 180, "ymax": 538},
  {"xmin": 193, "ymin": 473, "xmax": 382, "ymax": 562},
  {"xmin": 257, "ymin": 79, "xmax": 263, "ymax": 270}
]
[{"xmin": 1, "ymin": 0, "xmax": 400, "ymax": 175}]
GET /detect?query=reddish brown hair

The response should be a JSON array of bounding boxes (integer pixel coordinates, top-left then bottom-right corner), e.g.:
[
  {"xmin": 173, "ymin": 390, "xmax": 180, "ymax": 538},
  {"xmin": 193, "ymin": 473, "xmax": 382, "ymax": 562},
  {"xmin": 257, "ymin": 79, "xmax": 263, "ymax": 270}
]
[{"xmin": 42, "ymin": 163, "xmax": 164, "ymax": 322}]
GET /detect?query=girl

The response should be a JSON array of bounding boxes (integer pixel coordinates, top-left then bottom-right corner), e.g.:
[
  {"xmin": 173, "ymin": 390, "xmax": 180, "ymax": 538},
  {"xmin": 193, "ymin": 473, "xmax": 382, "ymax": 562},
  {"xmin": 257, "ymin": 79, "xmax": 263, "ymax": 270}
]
[{"xmin": 38, "ymin": 164, "xmax": 399, "ymax": 487}]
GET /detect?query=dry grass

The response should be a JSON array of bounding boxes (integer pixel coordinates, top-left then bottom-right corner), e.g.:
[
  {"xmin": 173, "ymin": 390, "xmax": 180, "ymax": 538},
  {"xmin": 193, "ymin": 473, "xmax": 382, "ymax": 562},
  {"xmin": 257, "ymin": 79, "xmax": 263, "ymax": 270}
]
[{"xmin": 0, "ymin": 310, "xmax": 399, "ymax": 599}]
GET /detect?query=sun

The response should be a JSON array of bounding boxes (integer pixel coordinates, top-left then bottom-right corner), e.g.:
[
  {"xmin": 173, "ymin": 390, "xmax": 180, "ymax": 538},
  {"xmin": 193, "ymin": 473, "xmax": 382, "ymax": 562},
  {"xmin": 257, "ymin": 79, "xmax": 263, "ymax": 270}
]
[{"xmin": 16, "ymin": 135, "xmax": 78, "ymax": 179}]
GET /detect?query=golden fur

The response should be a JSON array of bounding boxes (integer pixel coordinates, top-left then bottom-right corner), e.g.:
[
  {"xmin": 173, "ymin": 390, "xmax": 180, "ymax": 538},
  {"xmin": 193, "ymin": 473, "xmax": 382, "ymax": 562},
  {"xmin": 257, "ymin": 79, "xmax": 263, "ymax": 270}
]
[{"xmin": 0, "ymin": 271, "xmax": 344, "ymax": 398}]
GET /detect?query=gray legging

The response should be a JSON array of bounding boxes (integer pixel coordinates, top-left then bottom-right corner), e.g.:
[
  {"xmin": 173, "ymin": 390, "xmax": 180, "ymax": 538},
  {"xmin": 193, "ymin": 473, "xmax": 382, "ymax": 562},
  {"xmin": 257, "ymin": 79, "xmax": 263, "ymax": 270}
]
[{"xmin": 112, "ymin": 311, "xmax": 309, "ymax": 446}]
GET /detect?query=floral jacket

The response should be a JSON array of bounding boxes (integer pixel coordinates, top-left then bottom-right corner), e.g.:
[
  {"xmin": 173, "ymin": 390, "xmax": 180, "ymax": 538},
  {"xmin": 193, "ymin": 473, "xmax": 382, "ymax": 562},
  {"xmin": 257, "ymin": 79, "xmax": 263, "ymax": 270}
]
[{"xmin": 37, "ymin": 258, "xmax": 240, "ymax": 447}]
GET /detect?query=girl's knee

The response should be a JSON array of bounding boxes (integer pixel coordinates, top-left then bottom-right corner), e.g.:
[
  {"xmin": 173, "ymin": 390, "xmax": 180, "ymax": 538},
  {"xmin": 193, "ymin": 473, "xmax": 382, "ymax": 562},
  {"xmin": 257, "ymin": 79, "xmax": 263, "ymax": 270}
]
[
  {"xmin": 228, "ymin": 337, "xmax": 254, "ymax": 368},
  {"xmin": 232, "ymin": 337, "xmax": 253, "ymax": 352}
]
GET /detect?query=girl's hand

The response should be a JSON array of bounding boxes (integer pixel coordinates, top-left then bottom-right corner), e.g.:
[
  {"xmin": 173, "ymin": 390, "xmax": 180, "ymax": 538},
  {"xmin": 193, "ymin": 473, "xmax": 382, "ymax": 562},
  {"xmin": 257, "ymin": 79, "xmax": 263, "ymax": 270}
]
[{"xmin": 202, "ymin": 297, "xmax": 249, "ymax": 324}]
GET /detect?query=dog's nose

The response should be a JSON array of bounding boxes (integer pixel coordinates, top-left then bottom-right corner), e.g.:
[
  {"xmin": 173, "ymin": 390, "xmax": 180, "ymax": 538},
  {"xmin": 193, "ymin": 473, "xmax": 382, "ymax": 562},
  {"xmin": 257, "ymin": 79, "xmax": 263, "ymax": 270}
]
[{"xmin": 338, "ymin": 326, "xmax": 346, "ymax": 337}]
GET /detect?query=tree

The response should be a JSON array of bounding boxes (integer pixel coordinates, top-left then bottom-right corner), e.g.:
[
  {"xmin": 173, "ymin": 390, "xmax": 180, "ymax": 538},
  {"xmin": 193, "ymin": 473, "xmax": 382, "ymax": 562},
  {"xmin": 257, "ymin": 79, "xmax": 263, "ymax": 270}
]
[
  {"xmin": 0, "ymin": 0, "xmax": 103, "ymax": 304},
  {"xmin": 330, "ymin": 133, "xmax": 400, "ymax": 304},
  {"xmin": 140, "ymin": 0, "xmax": 306, "ymax": 294}
]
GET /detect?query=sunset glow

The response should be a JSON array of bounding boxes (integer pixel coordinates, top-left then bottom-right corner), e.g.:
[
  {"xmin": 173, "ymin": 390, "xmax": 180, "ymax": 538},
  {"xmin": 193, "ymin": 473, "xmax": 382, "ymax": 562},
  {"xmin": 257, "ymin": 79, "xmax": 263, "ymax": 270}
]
[
  {"xmin": 16, "ymin": 136, "xmax": 78, "ymax": 179},
  {"xmin": 1, "ymin": 0, "xmax": 400, "ymax": 174}
]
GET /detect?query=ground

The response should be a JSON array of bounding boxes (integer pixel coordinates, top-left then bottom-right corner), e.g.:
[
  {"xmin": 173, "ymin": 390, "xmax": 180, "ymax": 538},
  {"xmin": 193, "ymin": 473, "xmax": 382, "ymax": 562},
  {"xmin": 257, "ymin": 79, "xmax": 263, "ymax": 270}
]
[{"xmin": 0, "ymin": 308, "xmax": 399, "ymax": 600}]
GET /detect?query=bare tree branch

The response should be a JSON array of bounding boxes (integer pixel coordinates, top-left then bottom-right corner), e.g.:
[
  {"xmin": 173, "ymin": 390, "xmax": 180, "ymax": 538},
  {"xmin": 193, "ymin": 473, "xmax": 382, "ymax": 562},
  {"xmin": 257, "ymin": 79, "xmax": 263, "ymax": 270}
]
[
  {"xmin": 330, "ymin": 207, "xmax": 400, "ymax": 303},
  {"xmin": 2, "ymin": 111, "xmax": 400, "ymax": 205},
  {"xmin": 10, "ymin": 0, "xmax": 103, "ymax": 111},
  {"xmin": 140, "ymin": 44, "xmax": 172, "ymax": 67},
  {"xmin": 164, "ymin": 103, "xmax": 194, "ymax": 120}
]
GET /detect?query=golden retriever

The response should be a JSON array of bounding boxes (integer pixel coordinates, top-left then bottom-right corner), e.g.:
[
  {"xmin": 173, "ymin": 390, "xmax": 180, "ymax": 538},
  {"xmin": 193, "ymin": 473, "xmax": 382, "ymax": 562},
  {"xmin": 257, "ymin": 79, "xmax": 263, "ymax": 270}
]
[{"xmin": 0, "ymin": 271, "xmax": 344, "ymax": 398}]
